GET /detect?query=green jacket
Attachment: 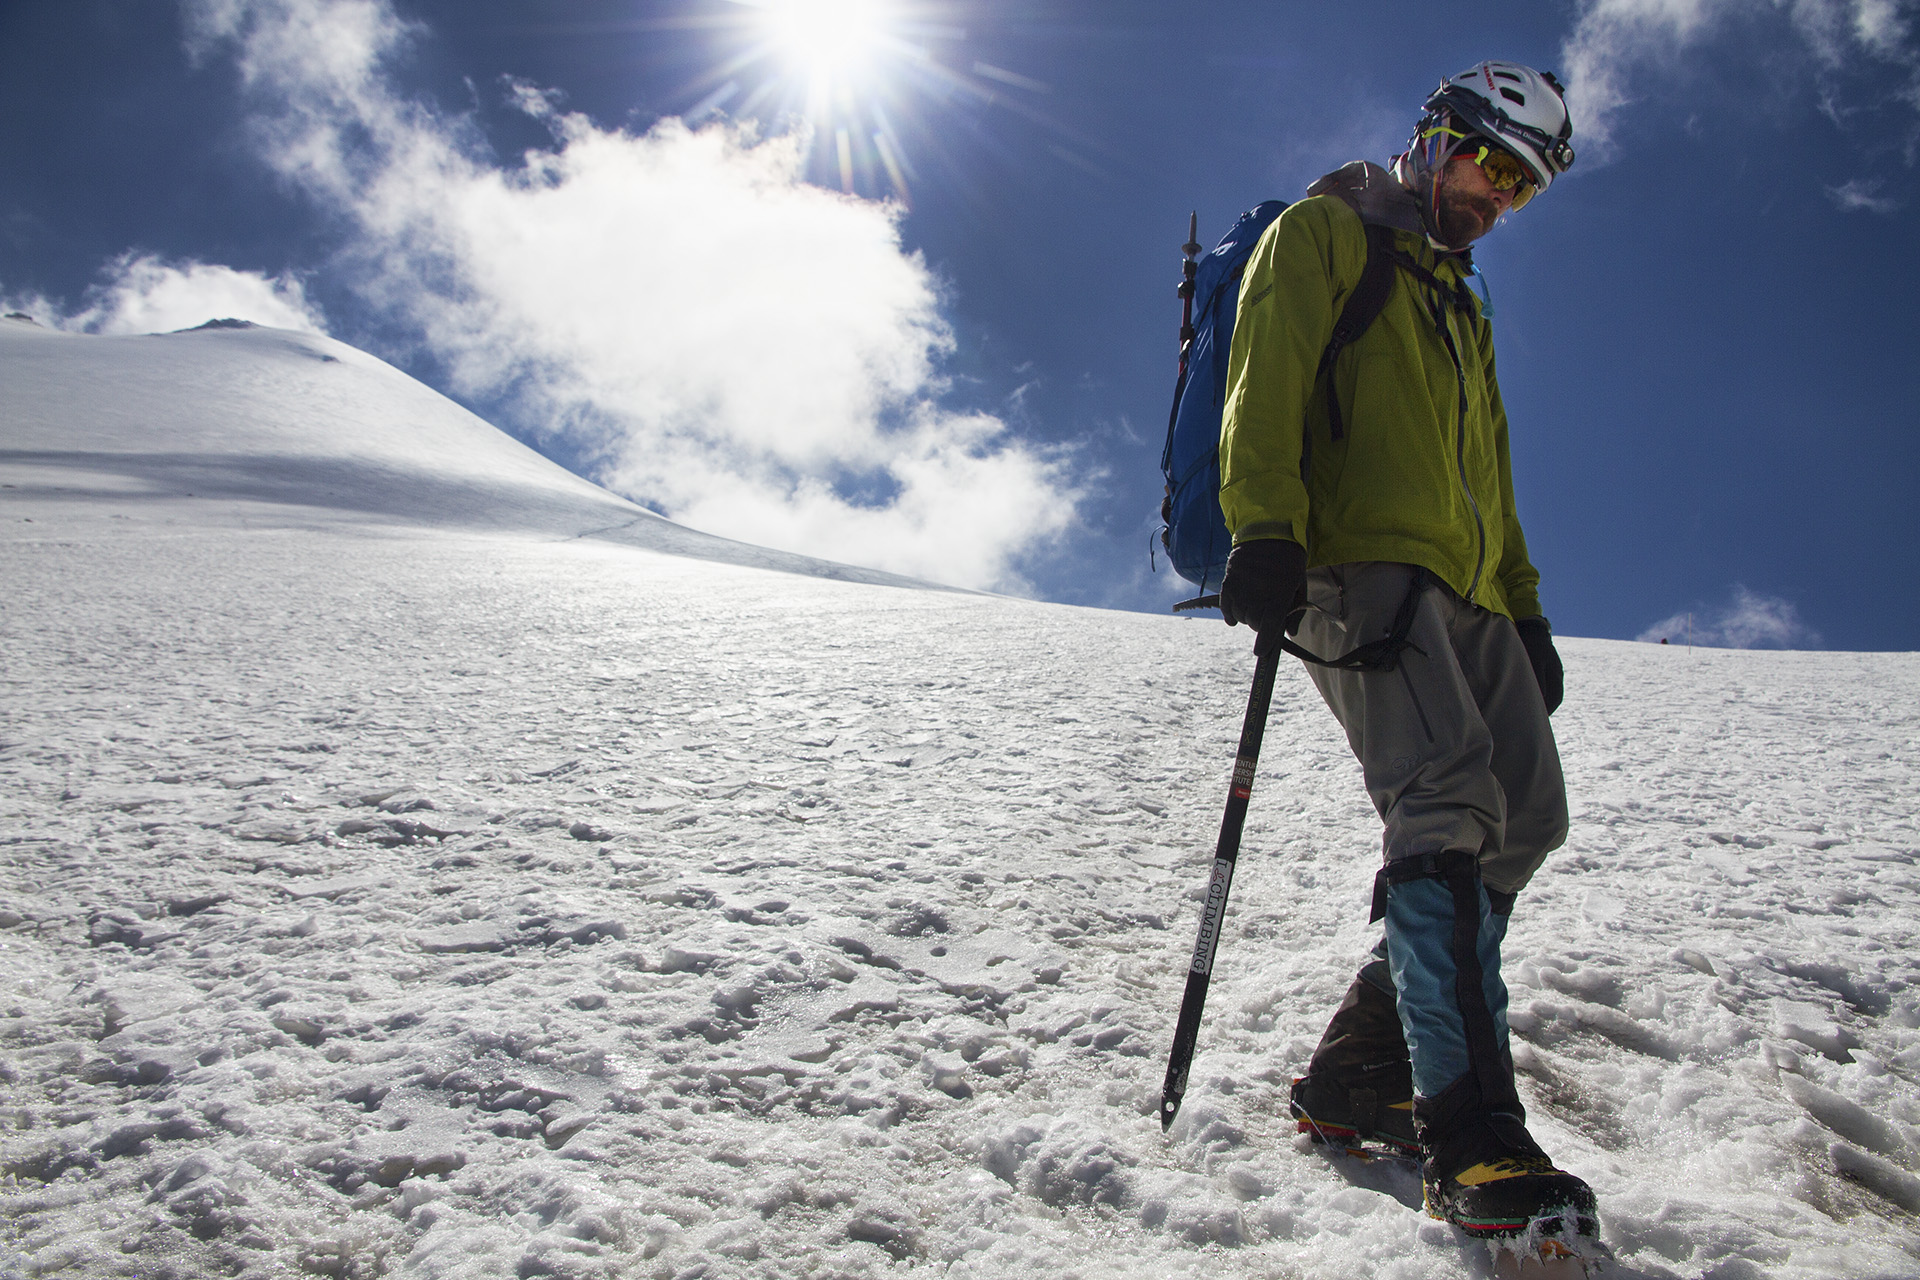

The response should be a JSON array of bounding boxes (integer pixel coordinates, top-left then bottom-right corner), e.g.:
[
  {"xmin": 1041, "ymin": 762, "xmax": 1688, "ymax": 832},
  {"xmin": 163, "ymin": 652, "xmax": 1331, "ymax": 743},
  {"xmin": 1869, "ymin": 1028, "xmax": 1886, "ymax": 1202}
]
[{"xmin": 1218, "ymin": 169, "xmax": 1542, "ymax": 621}]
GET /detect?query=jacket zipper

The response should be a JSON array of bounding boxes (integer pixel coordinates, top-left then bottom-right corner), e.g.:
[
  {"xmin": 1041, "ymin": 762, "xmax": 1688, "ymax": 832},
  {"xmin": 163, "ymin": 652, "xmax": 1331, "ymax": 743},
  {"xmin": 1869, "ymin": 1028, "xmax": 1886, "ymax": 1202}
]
[{"xmin": 1422, "ymin": 282, "xmax": 1486, "ymax": 601}]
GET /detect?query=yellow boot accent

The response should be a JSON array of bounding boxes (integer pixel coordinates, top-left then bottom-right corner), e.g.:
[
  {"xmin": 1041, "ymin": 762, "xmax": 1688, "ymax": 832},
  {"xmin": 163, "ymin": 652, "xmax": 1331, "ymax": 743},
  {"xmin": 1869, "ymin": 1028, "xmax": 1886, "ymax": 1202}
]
[{"xmin": 1453, "ymin": 1154, "xmax": 1560, "ymax": 1187}]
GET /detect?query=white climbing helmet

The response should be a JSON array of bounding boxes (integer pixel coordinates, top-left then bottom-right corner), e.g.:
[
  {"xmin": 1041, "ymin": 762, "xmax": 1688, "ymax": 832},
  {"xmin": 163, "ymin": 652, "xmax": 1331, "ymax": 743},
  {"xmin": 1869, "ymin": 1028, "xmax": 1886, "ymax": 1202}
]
[{"xmin": 1424, "ymin": 61, "xmax": 1575, "ymax": 195}]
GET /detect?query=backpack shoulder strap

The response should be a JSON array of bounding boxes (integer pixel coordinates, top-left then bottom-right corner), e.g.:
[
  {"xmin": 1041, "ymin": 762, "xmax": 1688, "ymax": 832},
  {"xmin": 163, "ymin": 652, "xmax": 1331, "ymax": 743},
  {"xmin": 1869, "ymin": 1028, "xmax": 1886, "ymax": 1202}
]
[
  {"xmin": 1380, "ymin": 245, "xmax": 1479, "ymax": 317},
  {"xmin": 1315, "ymin": 222, "xmax": 1397, "ymax": 442}
]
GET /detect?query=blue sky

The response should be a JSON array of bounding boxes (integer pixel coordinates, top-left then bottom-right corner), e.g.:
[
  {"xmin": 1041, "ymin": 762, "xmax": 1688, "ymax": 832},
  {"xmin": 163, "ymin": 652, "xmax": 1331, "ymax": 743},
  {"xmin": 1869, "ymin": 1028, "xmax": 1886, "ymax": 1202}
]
[{"xmin": 4, "ymin": 0, "xmax": 1917, "ymax": 648}]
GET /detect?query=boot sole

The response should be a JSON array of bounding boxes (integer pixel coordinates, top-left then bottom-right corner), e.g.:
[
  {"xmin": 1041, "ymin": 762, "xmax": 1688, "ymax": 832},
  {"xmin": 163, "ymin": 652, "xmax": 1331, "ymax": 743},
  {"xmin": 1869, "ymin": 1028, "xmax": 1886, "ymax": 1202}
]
[
  {"xmin": 1290, "ymin": 1077, "xmax": 1421, "ymax": 1158},
  {"xmin": 1428, "ymin": 1201, "xmax": 1601, "ymax": 1244},
  {"xmin": 1293, "ymin": 1115, "xmax": 1422, "ymax": 1159},
  {"xmin": 1439, "ymin": 1209, "xmax": 1600, "ymax": 1239}
]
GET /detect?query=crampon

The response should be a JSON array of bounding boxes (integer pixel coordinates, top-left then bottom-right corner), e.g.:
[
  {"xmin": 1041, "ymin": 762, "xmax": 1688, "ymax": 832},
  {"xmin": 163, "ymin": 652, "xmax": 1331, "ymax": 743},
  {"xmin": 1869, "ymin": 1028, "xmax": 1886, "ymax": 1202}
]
[
  {"xmin": 1474, "ymin": 1208, "xmax": 1609, "ymax": 1278},
  {"xmin": 1298, "ymin": 1112, "xmax": 1607, "ymax": 1273},
  {"xmin": 1293, "ymin": 1111, "xmax": 1420, "ymax": 1164}
]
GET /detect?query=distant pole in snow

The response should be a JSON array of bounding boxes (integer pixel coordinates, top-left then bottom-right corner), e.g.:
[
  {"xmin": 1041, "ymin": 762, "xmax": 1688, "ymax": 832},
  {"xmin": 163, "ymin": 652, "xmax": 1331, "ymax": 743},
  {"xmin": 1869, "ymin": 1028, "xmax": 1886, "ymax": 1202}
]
[{"xmin": 1159, "ymin": 634, "xmax": 1282, "ymax": 1132}]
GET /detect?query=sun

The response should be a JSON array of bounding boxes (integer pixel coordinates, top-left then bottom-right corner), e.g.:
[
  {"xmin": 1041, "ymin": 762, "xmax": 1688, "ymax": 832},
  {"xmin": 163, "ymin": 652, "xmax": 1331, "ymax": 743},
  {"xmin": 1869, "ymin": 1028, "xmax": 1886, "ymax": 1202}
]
[
  {"xmin": 758, "ymin": 0, "xmax": 887, "ymax": 79},
  {"xmin": 707, "ymin": 0, "xmax": 917, "ymax": 195},
  {"xmin": 686, "ymin": 1, "xmax": 1075, "ymax": 204}
]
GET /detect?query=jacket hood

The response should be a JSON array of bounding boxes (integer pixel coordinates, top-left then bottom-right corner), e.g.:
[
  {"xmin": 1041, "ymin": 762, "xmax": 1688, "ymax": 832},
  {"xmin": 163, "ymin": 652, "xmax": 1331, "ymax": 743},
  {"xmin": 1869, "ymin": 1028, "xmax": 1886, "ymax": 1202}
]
[
  {"xmin": 1306, "ymin": 162, "xmax": 1427, "ymax": 236},
  {"xmin": 1309, "ymin": 160, "xmax": 1479, "ymax": 260}
]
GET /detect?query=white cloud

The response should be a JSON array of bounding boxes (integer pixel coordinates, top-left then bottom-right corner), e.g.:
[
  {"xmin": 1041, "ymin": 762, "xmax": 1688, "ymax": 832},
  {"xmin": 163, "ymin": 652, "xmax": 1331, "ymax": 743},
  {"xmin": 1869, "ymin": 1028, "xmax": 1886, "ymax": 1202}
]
[
  {"xmin": 1827, "ymin": 176, "xmax": 1904, "ymax": 209},
  {"xmin": 9, "ymin": 253, "xmax": 324, "ymax": 335},
  {"xmin": 1561, "ymin": 0, "xmax": 1920, "ymax": 157},
  {"xmin": 183, "ymin": 0, "xmax": 1077, "ymax": 593},
  {"xmin": 1855, "ymin": 0, "xmax": 1911, "ymax": 52},
  {"xmin": 1636, "ymin": 585, "xmax": 1823, "ymax": 648},
  {"xmin": 1559, "ymin": 0, "xmax": 1721, "ymax": 156}
]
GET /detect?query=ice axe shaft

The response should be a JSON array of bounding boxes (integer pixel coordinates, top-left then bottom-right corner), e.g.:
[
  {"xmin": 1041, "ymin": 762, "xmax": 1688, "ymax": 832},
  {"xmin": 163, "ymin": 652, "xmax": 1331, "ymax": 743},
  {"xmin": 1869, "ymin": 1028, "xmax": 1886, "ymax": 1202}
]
[{"xmin": 1159, "ymin": 634, "xmax": 1282, "ymax": 1131}]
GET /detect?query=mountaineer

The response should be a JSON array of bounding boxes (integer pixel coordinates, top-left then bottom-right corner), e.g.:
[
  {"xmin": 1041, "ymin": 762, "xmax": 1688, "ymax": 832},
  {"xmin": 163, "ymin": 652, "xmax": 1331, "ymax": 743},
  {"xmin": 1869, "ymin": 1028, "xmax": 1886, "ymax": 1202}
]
[{"xmin": 1215, "ymin": 60, "xmax": 1598, "ymax": 1250}]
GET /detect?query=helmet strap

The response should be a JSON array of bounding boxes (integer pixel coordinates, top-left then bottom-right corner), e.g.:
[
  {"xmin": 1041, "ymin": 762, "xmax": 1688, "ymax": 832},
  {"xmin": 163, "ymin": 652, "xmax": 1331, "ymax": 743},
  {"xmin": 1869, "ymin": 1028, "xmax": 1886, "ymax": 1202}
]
[{"xmin": 1401, "ymin": 111, "xmax": 1472, "ymax": 247}]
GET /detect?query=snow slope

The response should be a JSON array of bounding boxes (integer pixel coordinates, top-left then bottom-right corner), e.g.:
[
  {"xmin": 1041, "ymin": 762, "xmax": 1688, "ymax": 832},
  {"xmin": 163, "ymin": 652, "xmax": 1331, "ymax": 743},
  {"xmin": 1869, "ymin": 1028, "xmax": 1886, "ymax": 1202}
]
[{"xmin": 3, "ymin": 319, "xmax": 1919, "ymax": 1279}]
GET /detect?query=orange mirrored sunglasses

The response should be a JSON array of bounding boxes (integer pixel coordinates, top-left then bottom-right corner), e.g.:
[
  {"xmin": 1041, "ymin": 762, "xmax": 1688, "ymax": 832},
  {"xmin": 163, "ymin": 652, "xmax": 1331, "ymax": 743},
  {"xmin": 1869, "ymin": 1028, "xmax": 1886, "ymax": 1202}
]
[{"xmin": 1470, "ymin": 144, "xmax": 1535, "ymax": 209}]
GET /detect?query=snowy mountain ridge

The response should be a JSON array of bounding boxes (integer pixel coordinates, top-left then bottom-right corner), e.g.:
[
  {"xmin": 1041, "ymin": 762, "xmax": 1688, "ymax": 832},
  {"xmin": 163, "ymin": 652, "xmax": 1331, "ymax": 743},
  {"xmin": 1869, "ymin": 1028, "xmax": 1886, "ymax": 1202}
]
[
  {"xmin": 3, "ymin": 320, "xmax": 1920, "ymax": 1278},
  {"xmin": 0, "ymin": 316, "xmax": 939, "ymax": 589}
]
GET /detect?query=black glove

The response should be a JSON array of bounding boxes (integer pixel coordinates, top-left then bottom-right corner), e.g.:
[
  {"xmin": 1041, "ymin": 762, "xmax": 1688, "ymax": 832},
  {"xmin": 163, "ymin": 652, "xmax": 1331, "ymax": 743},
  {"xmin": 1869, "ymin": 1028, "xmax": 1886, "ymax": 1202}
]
[
  {"xmin": 1218, "ymin": 539, "xmax": 1307, "ymax": 635},
  {"xmin": 1514, "ymin": 616, "xmax": 1564, "ymax": 716}
]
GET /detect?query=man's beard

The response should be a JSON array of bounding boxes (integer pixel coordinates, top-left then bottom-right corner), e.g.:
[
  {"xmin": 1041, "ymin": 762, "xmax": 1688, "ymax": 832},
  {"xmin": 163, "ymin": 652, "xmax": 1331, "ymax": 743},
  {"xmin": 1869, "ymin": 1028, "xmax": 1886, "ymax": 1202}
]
[{"xmin": 1434, "ymin": 183, "xmax": 1500, "ymax": 247}]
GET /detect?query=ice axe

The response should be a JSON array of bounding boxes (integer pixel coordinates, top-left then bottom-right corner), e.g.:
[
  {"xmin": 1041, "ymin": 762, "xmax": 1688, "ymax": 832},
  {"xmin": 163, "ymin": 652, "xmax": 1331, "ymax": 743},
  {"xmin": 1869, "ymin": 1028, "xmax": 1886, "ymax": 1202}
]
[{"xmin": 1158, "ymin": 629, "xmax": 1282, "ymax": 1131}]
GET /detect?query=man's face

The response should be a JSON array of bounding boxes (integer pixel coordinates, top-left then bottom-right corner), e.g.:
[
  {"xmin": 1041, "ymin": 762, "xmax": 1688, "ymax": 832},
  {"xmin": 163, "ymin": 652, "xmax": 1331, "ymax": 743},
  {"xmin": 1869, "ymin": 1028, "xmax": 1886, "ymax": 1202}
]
[{"xmin": 1433, "ymin": 151, "xmax": 1519, "ymax": 247}]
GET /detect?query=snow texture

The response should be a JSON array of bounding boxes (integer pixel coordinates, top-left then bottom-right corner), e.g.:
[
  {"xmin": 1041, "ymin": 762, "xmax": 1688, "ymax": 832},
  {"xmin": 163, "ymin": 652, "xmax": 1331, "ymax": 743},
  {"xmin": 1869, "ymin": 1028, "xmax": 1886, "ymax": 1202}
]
[{"xmin": 3, "ymin": 316, "xmax": 1919, "ymax": 1278}]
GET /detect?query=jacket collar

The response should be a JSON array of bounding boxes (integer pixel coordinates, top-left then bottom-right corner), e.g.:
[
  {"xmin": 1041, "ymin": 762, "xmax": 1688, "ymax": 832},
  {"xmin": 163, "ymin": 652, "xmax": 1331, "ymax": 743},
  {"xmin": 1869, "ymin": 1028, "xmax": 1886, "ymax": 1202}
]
[{"xmin": 1307, "ymin": 161, "xmax": 1475, "ymax": 271}]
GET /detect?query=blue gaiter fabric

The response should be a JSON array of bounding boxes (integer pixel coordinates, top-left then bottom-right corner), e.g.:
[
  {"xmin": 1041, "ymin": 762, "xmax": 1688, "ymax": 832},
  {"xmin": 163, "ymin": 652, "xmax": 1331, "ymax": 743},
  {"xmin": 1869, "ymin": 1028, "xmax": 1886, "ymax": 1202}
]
[{"xmin": 1382, "ymin": 876, "xmax": 1511, "ymax": 1098}]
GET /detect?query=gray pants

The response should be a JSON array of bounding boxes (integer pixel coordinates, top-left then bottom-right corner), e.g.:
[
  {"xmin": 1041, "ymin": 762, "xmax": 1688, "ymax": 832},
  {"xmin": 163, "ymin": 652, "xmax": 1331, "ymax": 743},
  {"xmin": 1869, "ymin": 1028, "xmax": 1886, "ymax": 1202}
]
[{"xmin": 1294, "ymin": 562, "xmax": 1567, "ymax": 894}]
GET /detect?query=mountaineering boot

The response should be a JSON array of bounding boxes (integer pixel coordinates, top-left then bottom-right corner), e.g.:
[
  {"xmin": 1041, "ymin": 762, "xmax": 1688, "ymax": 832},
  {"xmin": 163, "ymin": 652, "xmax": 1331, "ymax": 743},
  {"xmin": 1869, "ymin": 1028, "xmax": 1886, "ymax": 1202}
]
[
  {"xmin": 1414, "ymin": 1075, "xmax": 1598, "ymax": 1241},
  {"xmin": 1289, "ymin": 960, "xmax": 1418, "ymax": 1155}
]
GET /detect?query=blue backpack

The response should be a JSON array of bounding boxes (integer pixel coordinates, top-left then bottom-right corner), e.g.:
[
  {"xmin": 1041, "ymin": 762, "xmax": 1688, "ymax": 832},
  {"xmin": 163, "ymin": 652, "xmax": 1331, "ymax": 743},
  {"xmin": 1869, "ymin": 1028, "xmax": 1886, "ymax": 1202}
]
[{"xmin": 1157, "ymin": 202, "xmax": 1398, "ymax": 594}]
